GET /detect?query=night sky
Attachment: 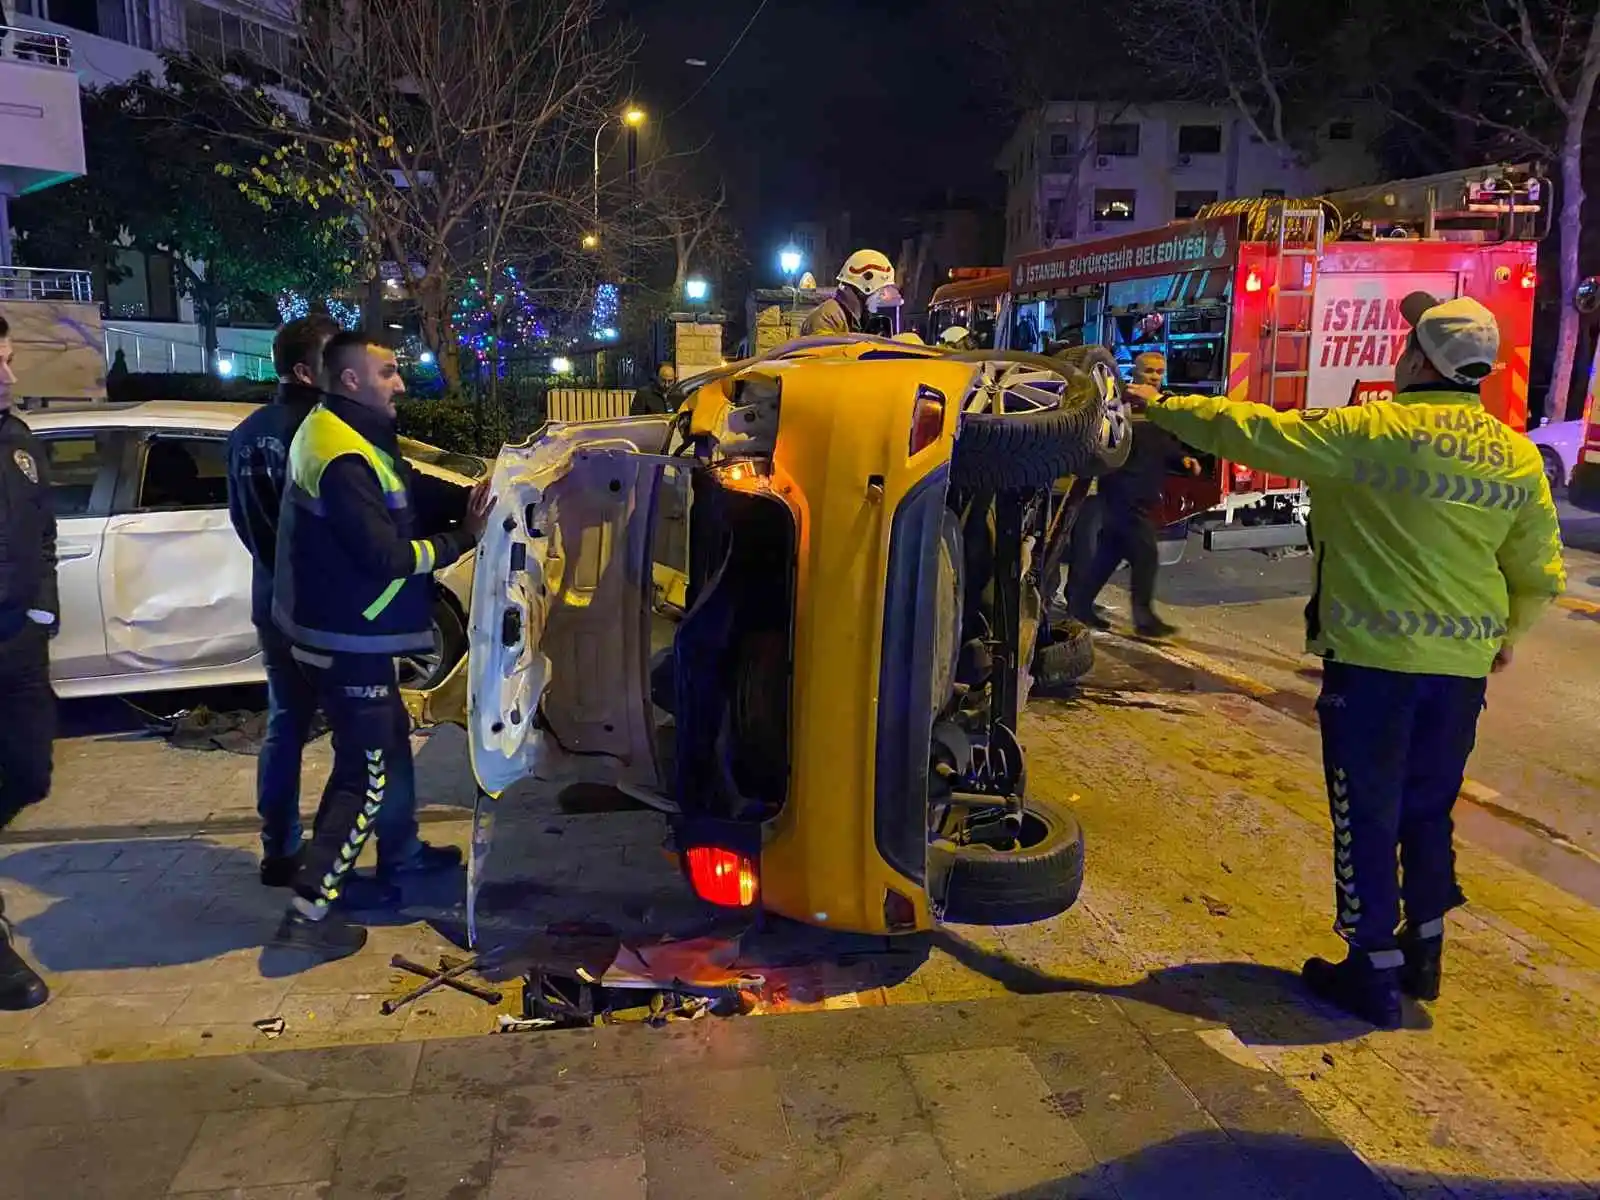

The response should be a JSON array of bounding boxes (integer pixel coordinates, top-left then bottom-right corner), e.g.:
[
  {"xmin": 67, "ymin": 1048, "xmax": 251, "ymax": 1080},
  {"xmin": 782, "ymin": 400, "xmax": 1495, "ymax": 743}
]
[{"xmin": 618, "ymin": 0, "xmax": 1000, "ymax": 280}]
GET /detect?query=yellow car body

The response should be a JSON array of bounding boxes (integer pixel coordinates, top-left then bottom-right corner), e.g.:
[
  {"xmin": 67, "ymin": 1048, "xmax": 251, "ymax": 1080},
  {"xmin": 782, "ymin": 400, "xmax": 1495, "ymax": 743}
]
[{"xmin": 457, "ymin": 336, "xmax": 1099, "ymax": 939}]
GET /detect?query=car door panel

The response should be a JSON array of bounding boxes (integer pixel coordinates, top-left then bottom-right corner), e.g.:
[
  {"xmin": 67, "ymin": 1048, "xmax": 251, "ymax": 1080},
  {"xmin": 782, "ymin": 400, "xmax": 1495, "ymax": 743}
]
[
  {"xmin": 36, "ymin": 430, "xmax": 120, "ymax": 681},
  {"xmin": 100, "ymin": 432, "xmax": 257, "ymax": 673}
]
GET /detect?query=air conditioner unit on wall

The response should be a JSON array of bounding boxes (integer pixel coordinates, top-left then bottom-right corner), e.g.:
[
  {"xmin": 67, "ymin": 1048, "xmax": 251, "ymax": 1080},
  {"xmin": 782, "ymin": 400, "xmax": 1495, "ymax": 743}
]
[
  {"xmin": 1095, "ymin": 155, "xmax": 1112, "ymax": 169},
  {"xmin": 1176, "ymin": 153, "xmax": 1193, "ymax": 168}
]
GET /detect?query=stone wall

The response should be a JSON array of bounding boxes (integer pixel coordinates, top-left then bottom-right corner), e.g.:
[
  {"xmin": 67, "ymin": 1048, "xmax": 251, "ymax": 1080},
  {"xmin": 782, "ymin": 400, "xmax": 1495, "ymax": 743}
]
[{"xmin": 672, "ymin": 315, "xmax": 724, "ymax": 378}]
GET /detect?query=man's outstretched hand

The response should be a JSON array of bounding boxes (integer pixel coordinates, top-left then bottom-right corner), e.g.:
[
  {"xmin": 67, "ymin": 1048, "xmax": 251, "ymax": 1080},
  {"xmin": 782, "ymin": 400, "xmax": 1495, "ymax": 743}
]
[{"xmin": 1125, "ymin": 383, "xmax": 1161, "ymax": 412}]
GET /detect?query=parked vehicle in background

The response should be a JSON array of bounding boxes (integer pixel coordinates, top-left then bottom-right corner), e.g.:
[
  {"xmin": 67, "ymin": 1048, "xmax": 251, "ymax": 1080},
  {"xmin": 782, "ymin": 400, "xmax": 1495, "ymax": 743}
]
[
  {"xmin": 927, "ymin": 269, "xmax": 1009, "ymax": 349},
  {"xmin": 1526, "ymin": 417, "xmax": 1583, "ymax": 491},
  {"xmin": 27, "ymin": 401, "xmax": 484, "ymax": 699},
  {"xmin": 999, "ymin": 164, "xmax": 1549, "ymax": 555}
]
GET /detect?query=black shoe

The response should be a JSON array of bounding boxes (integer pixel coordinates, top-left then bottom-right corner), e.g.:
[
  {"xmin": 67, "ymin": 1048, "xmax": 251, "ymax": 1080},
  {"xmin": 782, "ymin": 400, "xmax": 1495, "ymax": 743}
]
[
  {"xmin": 273, "ymin": 908, "xmax": 369, "ymax": 961},
  {"xmin": 336, "ymin": 873, "xmax": 403, "ymax": 911},
  {"xmin": 378, "ymin": 842, "xmax": 464, "ymax": 881},
  {"xmin": 260, "ymin": 850, "xmax": 303, "ymax": 889},
  {"xmin": 1133, "ymin": 616, "xmax": 1178, "ymax": 639},
  {"xmin": 1398, "ymin": 928, "xmax": 1443, "ymax": 1001},
  {"xmin": 1302, "ymin": 952, "xmax": 1403, "ymax": 1029},
  {"xmin": 0, "ymin": 922, "xmax": 48, "ymax": 1012},
  {"xmin": 1072, "ymin": 610, "xmax": 1112, "ymax": 632}
]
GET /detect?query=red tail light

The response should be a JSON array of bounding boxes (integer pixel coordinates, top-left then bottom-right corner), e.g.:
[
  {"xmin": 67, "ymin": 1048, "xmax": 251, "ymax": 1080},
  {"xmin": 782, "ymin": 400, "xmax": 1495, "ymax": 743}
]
[
  {"xmin": 910, "ymin": 384, "xmax": 946, "ymax": 456},
  {"xmin": 684, "ymin": 847, "xmax": 759, "ymax": 907}
]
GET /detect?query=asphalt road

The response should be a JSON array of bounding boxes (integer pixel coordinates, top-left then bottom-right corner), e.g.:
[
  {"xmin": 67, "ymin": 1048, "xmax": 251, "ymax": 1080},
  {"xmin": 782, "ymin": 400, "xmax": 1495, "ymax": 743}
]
[{"xmin": 1096, "ymin": 503, "xmax": 1600, "ymax": 880}]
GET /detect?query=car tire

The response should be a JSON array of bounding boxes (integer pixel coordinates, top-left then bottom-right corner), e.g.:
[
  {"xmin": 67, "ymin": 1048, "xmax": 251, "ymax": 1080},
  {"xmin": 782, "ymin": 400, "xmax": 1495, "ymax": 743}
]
[
  {"xmin": 399, "ymin": 593, "xmax": 467, "ymax": 691},
  {"xmin": 951, "ymin": 366, "xmax": 1105, "ymax": 492},
  {"xmin": 1538, "ymin": 446, "xmax": 1565, "ymax": 491},
  {"xmin": 930, "ymin": 799, "xmax": 1085, "ymax": 925},
  {"xmin": 1033, "ymin": 620, "xmax": 1094, "ymax": 692},
  {"xmin": 1051, "ymin": 344, "xmax": 1133, "ymax": 476}
]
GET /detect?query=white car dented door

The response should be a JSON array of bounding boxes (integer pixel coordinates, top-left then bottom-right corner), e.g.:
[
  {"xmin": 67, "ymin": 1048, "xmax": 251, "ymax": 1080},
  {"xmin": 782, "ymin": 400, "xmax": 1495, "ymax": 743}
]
[
  {"xmin": 99, "ymin": 431, "xmax": 258, "ymax": 675},
  {"xmin": 468, "ymin": 417, "xmax": 677, "ymax": 800}
]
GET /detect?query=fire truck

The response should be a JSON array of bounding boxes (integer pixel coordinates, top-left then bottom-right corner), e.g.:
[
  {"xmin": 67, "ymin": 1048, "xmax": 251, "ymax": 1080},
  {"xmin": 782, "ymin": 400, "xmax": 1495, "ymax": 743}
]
[
  {"xmin": 998, "ymin": 164, "xmax": 1549, "ymax": 551},
  {"xmin": 927, "ymin": 268, "xmax": 1009, "ymax": 347}
]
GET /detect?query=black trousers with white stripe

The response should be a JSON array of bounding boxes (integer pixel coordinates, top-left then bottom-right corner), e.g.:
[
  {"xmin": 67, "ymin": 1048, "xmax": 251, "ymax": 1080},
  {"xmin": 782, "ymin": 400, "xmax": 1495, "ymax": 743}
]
[
  {"xmin": 289, "ymin": 649, "xmax": 410, "ymax": 911},
  {"xmin": 1315, "ymin": 660, "xmax": 1485, "ymax": 953}
]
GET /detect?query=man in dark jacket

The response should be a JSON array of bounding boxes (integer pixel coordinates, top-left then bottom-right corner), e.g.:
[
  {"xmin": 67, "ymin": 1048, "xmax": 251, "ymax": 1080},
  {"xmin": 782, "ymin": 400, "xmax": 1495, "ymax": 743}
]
[
  {"xmin": 630, "ymin": 362, "xmax": 677, "ymax": 415},
  {"xmin": 271, "ymin": 332, "xmax": 489, "ymax": 958},
  {"xmin": 227, "ymin": 317, "xmax": 458, "ymax": 907},
  {"xmin": 1070, "ymin": 352, "xmax": 1199, "ymax": 638},
  {"xmin": 0, "ymin": 315, "xmax": 59, "ymax": 1010}
]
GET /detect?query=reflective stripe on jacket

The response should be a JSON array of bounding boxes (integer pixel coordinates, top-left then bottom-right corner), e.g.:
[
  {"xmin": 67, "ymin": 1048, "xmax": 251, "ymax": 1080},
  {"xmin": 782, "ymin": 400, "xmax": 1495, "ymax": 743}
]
[
  {"xmin": 272, "ymin": 402, "xmax": 455, "ymax": 655},
  {"xmin": 1146, "ymin": 386, "xmax": 1565, "ymax": 678}
]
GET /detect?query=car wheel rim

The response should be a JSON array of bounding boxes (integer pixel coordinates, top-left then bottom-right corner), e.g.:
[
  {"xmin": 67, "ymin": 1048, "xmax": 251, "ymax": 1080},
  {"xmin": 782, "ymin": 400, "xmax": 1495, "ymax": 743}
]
[
  {"xmin": 397, "ymin": 628, "xmax": 445, "ymax": 689},
  {"xmin": 1091, "ymin": 361, "xmax": 1129, "ymax": 455}
]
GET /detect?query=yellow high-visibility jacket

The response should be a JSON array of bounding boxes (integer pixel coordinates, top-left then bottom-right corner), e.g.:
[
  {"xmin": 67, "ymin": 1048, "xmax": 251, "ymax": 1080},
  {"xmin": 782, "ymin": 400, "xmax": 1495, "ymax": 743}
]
[{"xmin": 1146, "ymin": 385, "xmax": 1565, "ymax": 678}]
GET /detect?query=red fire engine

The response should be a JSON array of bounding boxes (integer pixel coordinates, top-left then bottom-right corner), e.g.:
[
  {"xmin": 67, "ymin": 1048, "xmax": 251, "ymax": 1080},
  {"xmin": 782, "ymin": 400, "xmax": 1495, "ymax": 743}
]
[{"xmin": 999, "ymin": 165, "xmax": 1549, "ymax": 551}]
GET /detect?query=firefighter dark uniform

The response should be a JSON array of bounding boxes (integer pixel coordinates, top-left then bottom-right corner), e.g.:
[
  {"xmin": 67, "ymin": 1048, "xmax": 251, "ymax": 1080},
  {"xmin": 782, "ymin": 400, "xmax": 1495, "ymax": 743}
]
[
  {"xmin": 271, "ymin": 398, "xmax": 475, "ymax": 944},
  {"xmin": 0, "ymin": 409, "xmax": 58, "ymax": 1010},
  {"xmin": 1142, "ymin": 293, "xmax": 1565, "ymax": 1026}
]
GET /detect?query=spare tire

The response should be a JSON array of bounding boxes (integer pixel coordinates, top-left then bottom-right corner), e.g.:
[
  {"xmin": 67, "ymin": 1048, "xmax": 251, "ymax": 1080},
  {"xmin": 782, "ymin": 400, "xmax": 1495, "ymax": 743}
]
[
  {"xmin": 1052, "ymin": 344, "xmax": 1133, "ymax": 476},
  {"xmin": 1033, "ymin": 619, "xmax": 1094, "ymax": 693},
  {"xmin": 931, "ymin": 799, "xmax": 1085, "ymax": 925},
  {"xmin": 951, "ymin": 364, "xmax": 1103, "ymax": 492}
]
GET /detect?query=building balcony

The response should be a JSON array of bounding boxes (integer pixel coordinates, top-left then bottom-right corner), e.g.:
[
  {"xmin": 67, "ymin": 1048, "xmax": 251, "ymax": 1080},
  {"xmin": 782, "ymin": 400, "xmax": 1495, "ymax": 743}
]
[
  {"xmin": 0, "ymin": 25, "xmax": 85, "ymax": 197},
  {"xmin": 0, "ymin": 263, "xmax": 94, "ymax": 303}
]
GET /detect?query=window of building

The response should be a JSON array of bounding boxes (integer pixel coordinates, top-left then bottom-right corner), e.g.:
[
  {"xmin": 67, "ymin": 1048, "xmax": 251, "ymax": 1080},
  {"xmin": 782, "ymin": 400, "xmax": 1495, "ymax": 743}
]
[
  {"xmin": 35, "ymin": 0, "xmax": 131, "ymax": 42},
  {"xmin": 1261, "ymin": 187, "xmax": 1286, "ymax": 198},
  {"xmin": 1177, "ymin": 125, "xmax": 1223, "ymax": 155},
  {"xmin": 104, "ymin": 249, "xmax": 180, "ymax": 322},
  {"xmin": 183, "ymin": 0, "xmax": 296, "ymax": 77},
  {"xmin": 1327, "ymin": 119, "xmax": 1355, "ymax": 140},
  {"xmin": 1174, "ymin": 190, "xmax": 1219, "ymax": 219},
  {"xmin": 1049, "ymin": 133, "xmax": 1073, "ymax": 158},
  {"xmin": 1094, "ymin": 189, "xmax": 1137, "ymax": 221},
  {"xmin": 1095, "ymin": 124, "xmax": 1141, "ymax": 157}
]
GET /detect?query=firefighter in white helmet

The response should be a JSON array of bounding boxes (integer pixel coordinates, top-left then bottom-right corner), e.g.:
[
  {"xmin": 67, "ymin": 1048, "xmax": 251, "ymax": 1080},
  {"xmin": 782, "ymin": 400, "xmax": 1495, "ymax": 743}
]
[
  {"xmin": 939, "ymin": 325, "xmax": 974, "ymax": 351},
  {"xmin": 801, "ymin": 249, "xmax": 904, "ymax": 336}
]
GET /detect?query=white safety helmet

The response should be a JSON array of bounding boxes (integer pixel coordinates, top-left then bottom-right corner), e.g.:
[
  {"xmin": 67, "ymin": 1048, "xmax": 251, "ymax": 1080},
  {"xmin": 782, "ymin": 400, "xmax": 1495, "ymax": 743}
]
[
  {"xmin": 838, "ymin": 249, "xmax": 903, "ymax": 311},
  {"xmin": 939, "ymin": 325, "xmax": 971, "ymax": 348}
]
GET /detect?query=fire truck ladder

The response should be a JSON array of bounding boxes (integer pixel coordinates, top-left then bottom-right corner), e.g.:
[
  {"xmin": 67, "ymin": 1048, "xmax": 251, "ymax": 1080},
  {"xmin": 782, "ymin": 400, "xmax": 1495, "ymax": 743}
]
[{"xmin": 1266, "ymin": 205, "xmax": 1326, "ymax": 411}]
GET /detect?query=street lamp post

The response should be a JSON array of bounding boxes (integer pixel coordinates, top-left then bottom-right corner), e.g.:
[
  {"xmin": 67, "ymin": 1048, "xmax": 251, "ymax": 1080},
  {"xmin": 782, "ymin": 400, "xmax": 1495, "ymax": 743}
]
[
  {"xmin": 591, "ymin": 106, "xmax": 647, "ymax": 230},
  {"xmin": 779, "ymin": 247, "xmax": 804, "ymax": 313}
]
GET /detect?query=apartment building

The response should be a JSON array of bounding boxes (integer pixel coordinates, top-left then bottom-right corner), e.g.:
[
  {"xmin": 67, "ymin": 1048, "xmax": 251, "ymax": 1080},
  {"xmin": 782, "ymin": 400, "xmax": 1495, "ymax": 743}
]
[
  {"xmin": 2, "ymin": 0, "xmax": 300, "ymax": 378},
  {"xmin": 997, "ymin": 101, "xmax": 1378, "ymax": 262}
]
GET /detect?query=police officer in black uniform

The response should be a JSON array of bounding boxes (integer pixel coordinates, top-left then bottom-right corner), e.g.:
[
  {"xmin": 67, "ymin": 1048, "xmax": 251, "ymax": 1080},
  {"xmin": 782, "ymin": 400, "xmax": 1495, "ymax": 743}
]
[{"xmin": 0, "ymin": 315, "xmax": 60, "ymax": 1010}]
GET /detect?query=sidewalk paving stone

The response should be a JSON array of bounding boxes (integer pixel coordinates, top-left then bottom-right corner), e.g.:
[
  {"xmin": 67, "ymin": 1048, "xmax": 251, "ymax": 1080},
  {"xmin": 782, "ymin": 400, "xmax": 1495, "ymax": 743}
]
[{"xmin": 0, "ymin": 997, "xmax": 1395, "ymax": 1199}]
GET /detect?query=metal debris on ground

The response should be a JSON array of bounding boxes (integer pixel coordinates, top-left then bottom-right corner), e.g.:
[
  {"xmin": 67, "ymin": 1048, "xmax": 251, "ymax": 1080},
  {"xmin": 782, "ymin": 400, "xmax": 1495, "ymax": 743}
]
[
  {"xmin": 252, "ymin": 1017, "xmax": 286, "ymax": 1039},
  {"xmin": 381, "ymin": 953, "xmax": 502, "ymax": 1016}
]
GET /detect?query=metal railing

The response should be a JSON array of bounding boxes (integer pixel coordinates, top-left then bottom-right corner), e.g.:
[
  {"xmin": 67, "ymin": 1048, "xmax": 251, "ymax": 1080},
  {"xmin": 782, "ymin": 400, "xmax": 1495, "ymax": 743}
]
[
  {"xmin": 0, "ymin": 25, "xmax": 72, "ymax": 69},
  {"xmin": 0, "ymin": 266, "xmax": 94, "ymax": 303},
  {"xmin": 104, "ymin": 325, "xmax": 275, "ymax": 381}
]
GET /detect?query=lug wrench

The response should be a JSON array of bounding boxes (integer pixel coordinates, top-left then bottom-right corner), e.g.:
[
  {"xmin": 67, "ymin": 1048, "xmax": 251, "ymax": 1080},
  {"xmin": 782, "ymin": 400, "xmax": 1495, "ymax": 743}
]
[{"xmin": 381, "ymin": 955, "xmax": 503, "ymax": 1015}]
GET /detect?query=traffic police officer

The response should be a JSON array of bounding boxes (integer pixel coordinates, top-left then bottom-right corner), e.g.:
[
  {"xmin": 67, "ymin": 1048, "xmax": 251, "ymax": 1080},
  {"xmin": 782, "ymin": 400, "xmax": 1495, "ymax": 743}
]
[
  {"xmin": 0, "ymin": 315, "xmax": 59, "ymax": 1010},
  {"xmin": 271, "ymin": 331, "xmax": 490, "ymax": 959},
  {"xmin": 1127, "ymin": 293, "xmax": 1565, "ymax": 1027}
]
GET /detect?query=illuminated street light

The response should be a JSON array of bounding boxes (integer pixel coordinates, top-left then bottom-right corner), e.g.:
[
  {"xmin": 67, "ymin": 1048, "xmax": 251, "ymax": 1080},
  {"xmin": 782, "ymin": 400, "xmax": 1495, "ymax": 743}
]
[
  {"xmin": 685, "ymin": 277, "xmax": 709, "ymax": 303},
  {"xmin": 551, "ymin": 355, "xmax": 572, "ymax": 374},
  {"xmin": 582, "ymin": 232, "xmax": 600, "ymax": 250},
  {"xmin": 779, "ymin": 247, "xmax": 803, "ymax": 277},
  {"xmin": 216, "ymin": 356, "xmax": 235, "ymax": 377},
  {"xmin": 419, "ymin": 350, "xmax": 436, "ymax": 366},
  {"xmin": 594, "ymin": 106, "xmax": 648, "ymax": 218}
]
